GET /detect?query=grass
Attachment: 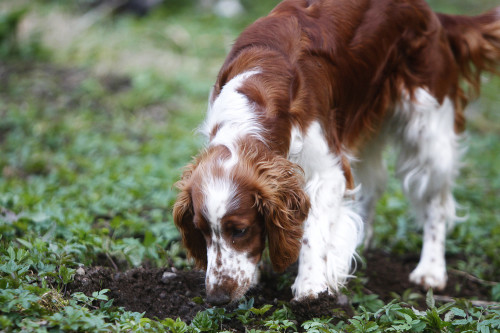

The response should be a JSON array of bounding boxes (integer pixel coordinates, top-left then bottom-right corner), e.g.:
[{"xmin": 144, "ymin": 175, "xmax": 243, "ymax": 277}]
[{"xmin": 0, "ymin": 0, "xmax": 499, "ymax": 331}]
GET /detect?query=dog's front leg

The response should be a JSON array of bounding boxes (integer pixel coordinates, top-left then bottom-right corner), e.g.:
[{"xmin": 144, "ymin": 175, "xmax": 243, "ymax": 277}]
[
  {"xmin": 291, "ymin": 176, "xmax": 332, "ymax": 299},
  {"xmin": 291, "ymin": 172, "xmax": 363, "ymax": 300},
  {"xmin": 289, "ymin": 123, "xmax": 363, "ymax": 300}
]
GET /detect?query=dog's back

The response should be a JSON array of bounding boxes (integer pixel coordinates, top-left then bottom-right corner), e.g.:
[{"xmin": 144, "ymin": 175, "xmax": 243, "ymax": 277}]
[{"xmin": 215, "ymin": 0, "xmax": 500, "ymax": 150}]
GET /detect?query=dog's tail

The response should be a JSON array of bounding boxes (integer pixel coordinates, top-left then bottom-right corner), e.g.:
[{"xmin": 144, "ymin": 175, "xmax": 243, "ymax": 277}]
[{"xmin": 438, "ymin": 8, "xmax": 500, "ymax": 95}]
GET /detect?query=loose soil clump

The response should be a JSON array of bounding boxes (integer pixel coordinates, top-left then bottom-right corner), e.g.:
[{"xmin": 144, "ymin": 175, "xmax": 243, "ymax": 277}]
[{"xmin": 69, "ymin": 250, "xmax": 492, "ymax": 328}]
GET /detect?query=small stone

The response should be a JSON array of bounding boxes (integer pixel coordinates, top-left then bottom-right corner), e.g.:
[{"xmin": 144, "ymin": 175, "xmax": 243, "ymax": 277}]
[
  {"xmin": 76, "ymin": 267, "xmax": 85, "ymax": 276},
  {"xmin": 336, "ymin": 293, "xmax": 349, "ymax": 306},
  {"xmin": 161, "ymin": 271, "xmax": 176, "ymax": 283}
]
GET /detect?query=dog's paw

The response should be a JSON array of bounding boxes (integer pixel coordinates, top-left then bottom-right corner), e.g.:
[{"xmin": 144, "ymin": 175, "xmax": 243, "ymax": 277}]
[
  {"xmin": 291, "ymin": 278, "xmax": 329, "ymax": 301},
  {"xmin": 409, "ymin": 262, "xmax": 447, "ymax": 290}
]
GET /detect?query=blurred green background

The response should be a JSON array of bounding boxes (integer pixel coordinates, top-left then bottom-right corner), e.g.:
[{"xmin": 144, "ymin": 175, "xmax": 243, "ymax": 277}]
[{"xmin": 0, "ymin": 0, "xmax": 499, "ymax": 330}]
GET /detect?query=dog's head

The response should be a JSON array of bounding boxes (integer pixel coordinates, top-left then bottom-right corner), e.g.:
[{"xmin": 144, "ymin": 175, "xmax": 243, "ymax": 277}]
[{"xmin": 173, "ymin": 144, "xmax": 310, "ymax": 304}]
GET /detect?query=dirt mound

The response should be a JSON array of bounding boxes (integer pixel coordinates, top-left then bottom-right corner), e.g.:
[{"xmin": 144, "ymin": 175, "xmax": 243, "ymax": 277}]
[
  {"xmin": 70, "ymin": 266, "xmax": 207, "ymax": 320},
  {"xmin": 68, "ymin": 251, "xmax": 492, "ymax": 326}
]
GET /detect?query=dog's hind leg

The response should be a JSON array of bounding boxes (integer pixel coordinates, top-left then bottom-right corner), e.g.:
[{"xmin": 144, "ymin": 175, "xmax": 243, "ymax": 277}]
[{"xmin": 394, "ymin": 88, "xmax": 462, "ymax": 290}]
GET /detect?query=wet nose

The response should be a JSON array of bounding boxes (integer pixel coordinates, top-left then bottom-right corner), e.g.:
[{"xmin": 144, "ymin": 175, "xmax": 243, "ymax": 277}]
[{"xmin": 206, "ymin": 291, "xmax": 231, "ymax": 305}]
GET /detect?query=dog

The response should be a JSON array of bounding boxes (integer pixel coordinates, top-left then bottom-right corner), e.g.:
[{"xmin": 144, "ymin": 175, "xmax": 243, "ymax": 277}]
[{"xmin": 173, "ymin": 0, "xmax": 500, "ymax": 305}]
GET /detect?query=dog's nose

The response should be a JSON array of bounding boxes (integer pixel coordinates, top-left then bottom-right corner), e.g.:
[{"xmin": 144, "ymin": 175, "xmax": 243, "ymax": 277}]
[{"xmin": 206, "ymin": 292, "xmax": 231, "ymax": 305}]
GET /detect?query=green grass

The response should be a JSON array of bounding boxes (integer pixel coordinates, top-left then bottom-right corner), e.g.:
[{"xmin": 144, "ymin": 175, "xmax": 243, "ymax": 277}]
[{"xmin": 1, "ymin": 0, "xmax": 499, "ymax": 331}]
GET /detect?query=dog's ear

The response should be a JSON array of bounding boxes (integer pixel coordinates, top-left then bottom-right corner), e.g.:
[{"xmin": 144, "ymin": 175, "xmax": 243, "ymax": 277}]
[
  {"xmin": 255, "ymin": 156, "xmax": 310, "ymax": 272},
  {"xmin": 173, "ymin": 162, "xmax": 207, "ymax": 269}
]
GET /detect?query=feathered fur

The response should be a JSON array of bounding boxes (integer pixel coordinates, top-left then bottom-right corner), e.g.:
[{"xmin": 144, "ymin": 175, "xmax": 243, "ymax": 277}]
[{"xmin": 173, "ymin": 0, "xmax": 500, "ymax": 304}]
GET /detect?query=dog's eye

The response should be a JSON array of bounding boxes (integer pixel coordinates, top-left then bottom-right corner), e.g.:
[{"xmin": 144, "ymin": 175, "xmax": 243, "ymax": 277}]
[{"xmin": 232, "ymin": 228, "xmax": 247, "ymax": 238}]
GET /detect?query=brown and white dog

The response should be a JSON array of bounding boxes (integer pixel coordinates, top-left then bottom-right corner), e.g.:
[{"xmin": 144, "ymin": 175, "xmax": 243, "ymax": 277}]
[{"xmin": 173, "ymin": 0, "xmax": 500, "ymax": 305}]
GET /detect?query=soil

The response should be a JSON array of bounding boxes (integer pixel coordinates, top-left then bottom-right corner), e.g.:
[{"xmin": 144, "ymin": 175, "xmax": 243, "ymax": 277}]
[{"xmin": 68, "ymin": 250, "xmax": 493, "ymax": 330}]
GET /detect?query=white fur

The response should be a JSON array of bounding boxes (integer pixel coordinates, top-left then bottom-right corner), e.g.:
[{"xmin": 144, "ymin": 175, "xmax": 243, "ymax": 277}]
[
  {"xmin": 202, "ymin": 175, "xmax": 259, "ymax": 299},
  {"xmin": 395, "ymin": 89, "xmax": 460, "ymax": 289},
  {"xmin": 202, "ymin": 177, "xmax": 237, "ymax": 231},
  {"xmin": 201, "ymin": 71, "xmax": 266, "ymax": 298},
  {"xmin": 353, "ymin": 87, "xmax": 461, "ymax": 290},
  {"xmin": 205, "ymin": 232, "xmax": 259, "ymax": 299},
  {"xmin": 201, "ymin": 70, "xmax": 263, "ymax": 148},
  {"xmin": 289, "ymin": 121, "xmax": 363, "ymax": 299},
  {"xmin": 200, "ymin": 70, "xmax": 263, "ymax": 171},
  {"xmin": 395, "ymin": 90, "xmax": 460, "ymax": 207}
]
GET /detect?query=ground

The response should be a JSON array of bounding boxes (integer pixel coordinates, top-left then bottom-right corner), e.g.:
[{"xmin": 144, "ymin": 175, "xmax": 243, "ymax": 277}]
[{"xmin": 69, "ymin": 250, "xmax": 492, "ymax": 329}]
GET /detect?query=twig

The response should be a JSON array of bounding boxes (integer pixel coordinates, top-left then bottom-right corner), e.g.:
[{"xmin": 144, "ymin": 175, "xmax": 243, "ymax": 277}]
[
  {"xmin": 106, "ymin": 252, "xmax": 119, "ymax": 271},
  {"xmin": 434, "ymin": 295, "xmax": 500, "ymax": 308},
  {"xmin": 449, "ymin": 268, "xmax": 498, "ymax": 286}
]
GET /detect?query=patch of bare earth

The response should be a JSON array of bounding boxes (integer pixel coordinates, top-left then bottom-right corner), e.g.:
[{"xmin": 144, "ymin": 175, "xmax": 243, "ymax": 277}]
[{"xmin": 68, "ymin": 251, "xmax": 492, "ymax": 329}]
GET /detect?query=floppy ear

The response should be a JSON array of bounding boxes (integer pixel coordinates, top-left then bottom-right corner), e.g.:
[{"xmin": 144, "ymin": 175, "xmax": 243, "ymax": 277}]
[
  {"xmin": 173, "ymin": 163, "xmax": 207, "ymax": 269},
  {"xmin": 255, "ymin": 156, "xmax": 310, "ymax": 272}
]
